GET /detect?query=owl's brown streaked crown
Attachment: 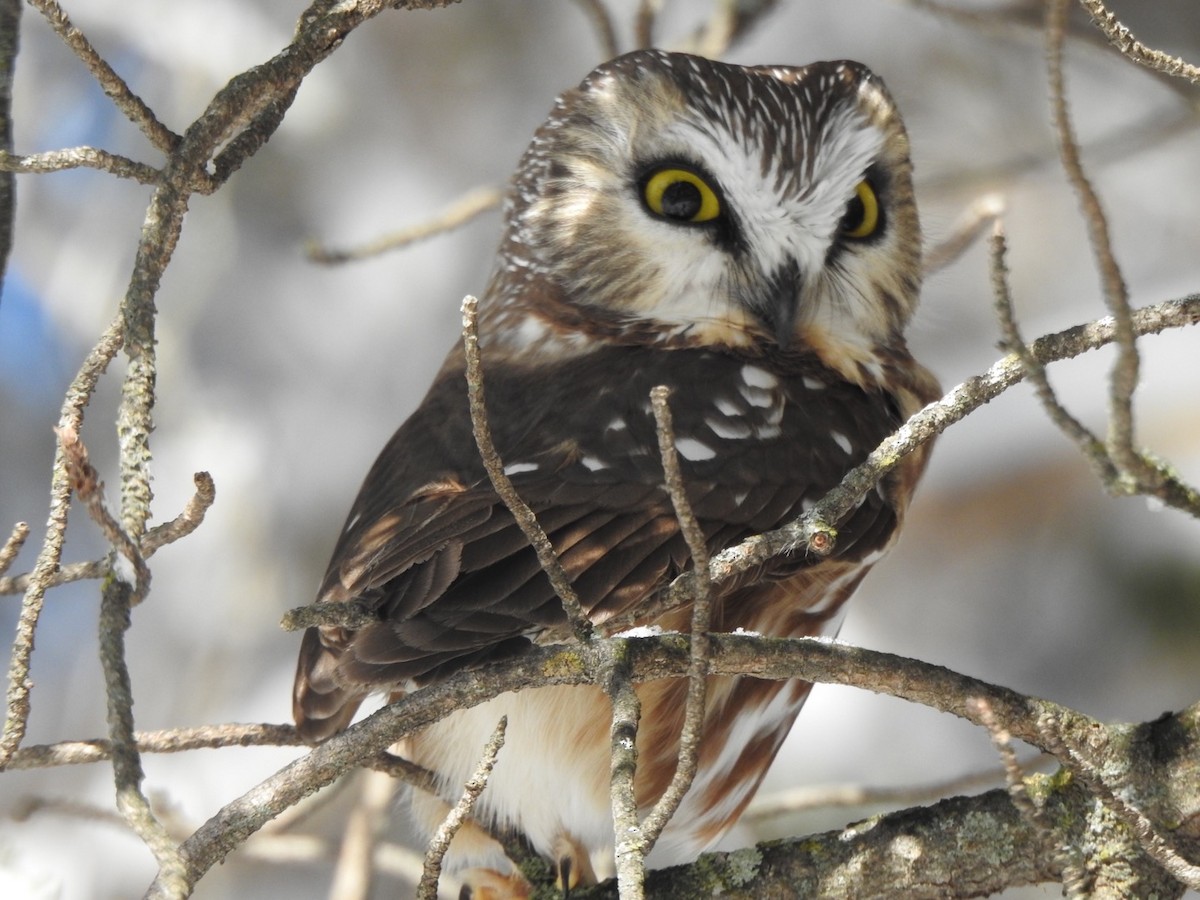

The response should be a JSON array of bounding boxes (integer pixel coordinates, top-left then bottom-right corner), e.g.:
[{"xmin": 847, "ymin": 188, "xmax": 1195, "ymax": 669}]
[{"xmin": 482, "ymin": 49, "xmax": 922, "ymax": 389}]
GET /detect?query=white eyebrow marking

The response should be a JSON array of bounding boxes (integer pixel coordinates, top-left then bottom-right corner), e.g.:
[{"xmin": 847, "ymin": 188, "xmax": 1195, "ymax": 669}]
[
  {"xmin": 503, "ymin": 462, "xmax": 539, "ymax": 476},
  {"xmin": 675, "ymin": 437, "xmax": 717, "ymax": 461}
]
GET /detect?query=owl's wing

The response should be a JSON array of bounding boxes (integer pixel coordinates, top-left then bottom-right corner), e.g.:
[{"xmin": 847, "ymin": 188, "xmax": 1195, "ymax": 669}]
[{"xmin": 293, "ymin": 343, "xmax": 906, "ymax": 741}]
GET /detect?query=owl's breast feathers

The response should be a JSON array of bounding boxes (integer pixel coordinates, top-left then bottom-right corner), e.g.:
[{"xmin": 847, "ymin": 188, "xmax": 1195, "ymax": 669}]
[{"xmin": 293, "ymin": 340, "xmax": 937, "ymax": 741}]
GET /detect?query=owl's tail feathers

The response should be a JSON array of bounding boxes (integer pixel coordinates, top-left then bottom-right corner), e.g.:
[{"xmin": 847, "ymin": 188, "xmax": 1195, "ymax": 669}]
[{"xmin": 293, "ymin": 627, "xmax": 365, "ymax": 743}]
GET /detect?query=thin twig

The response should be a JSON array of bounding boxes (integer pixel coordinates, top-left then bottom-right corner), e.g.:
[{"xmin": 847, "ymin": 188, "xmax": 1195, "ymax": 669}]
[
  {"xmin": 141, "ymin": 472, "xmax": 216, "ymax": 555},
  {"xmin": 634, "ymin": 0, "xmax": 661, "ymax": 49},
  {"xmin": 306, "ymin": 185, "xmax": 501, "ymax": 265},
  {"xmin": 99, "ymin": 576, "xmax": 190, "ymax": 891},
  {"xmin": 1077, "ymin": 0, "xmax": 1200, "ymax": 84},
  {"xmin": 329, "ymin": 769, "xmax": 397, "ymax": 900},
  {"xmin": 26, "ymin": 0, "xmax": 179, "ymax": 154},
  {"xmin": 6, "ymin": 722, "xmax": 304, "ymax": 770},
  {"xmin": 0, "ymin": 147, "xmax": 161, "ymax": 184},
  {"xmin": 0, "ymin": 316, "xmax": 123, "ymax": 770},
  {"xmin": 574, "ymin": 0, "xmax": 621, "ymax": 58},
  {"xmin": 972, "ymin": 698, "xmax": 1089, "ymax": 895},
  {"xmin": 989, "ymin": 220, "xmax": 1115, "ymax": 483},
  {"xmin": 923, "ymin": 192, "xmax": 1005, "ymax": 275},
  {"xmin": 417, "ymin": 716, "xmax": 508, "ymax": 900},
  {"xmin": 461, "ymin": 295, "xmax": 593, "ymax": 642},
  {"xmin": 279, "ymin": 599, "xmax": 377, "ymax": 631},
  {"xmin": 0, "ymin": 522, "xmax": 28, "ymax": 576},
  {"xmin": 1046, "ymin": 0, "xmax": 1141, "ymax": 481},
  {"xmin": 638, "ymin": 386, "xmax": 712, "ymax": 851}
]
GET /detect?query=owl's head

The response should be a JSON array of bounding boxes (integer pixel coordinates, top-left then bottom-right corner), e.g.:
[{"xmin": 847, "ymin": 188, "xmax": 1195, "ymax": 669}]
[{"xmin": 492, "ymin": 50, "xmax": 922, "ymax": 382}]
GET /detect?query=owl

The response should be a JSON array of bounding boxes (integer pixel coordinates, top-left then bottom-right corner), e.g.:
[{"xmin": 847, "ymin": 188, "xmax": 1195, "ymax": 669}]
[{"xmin": 293, "ymin": 49, "xmax": 939, "ymax": 897}]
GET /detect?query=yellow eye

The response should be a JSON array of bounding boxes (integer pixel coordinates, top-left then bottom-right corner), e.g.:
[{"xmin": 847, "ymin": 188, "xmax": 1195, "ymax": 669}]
[
  {"xmin": 641, "ymin": 167, "xmax": 721, "ymax": 223},
  {"xmin": 841, "ymin": 179, "xmax": 880, "ymax": 239}
]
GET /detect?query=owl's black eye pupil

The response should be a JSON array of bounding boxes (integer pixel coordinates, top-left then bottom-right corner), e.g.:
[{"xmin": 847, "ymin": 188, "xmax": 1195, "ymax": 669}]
[
  {"xmin": 841, "ymin": 194, "xmax": 865, "ymax": 233},
  {"xmin": 661, "ymin": 181, "xmax": 702, "ymax": 220}
]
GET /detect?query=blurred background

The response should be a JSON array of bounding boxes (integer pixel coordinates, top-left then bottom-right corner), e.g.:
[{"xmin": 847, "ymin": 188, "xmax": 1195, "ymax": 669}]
[{"xmin": 0, "ymin": 1, "xmax": 1197, "ymax": 897}]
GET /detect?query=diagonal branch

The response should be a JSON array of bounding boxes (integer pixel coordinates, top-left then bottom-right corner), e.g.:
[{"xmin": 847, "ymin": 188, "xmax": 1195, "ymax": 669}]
[
  {"xmin": 461, "ymin": 294, "xmax": 594, "ymax": 642},
  {"xmin": 27, "ymin": 0, "xmax": 179, "ymax": 153}
]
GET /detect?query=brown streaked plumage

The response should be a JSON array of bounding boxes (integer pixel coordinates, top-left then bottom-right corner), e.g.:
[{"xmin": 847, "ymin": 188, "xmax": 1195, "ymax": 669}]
[{"xmin": 293, "ymin": 49, "xmax": 939, "ymax": 896}]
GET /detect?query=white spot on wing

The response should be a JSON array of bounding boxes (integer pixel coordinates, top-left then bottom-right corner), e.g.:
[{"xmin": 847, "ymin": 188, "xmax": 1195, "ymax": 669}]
[
  {"xmin": 580, "ymin": 455, "xmax": 607, "ymax": 472},
  {"xmin": 831, "ymin": 431, "xmax": 853, "ymax": 455},
  {"xmin": 802, "ymin": 376, "xmax": 826, "ymax": 391},
  {"xmin": 706, "ymin": 415, "xmax": 753, "ymax": 440},
  {"xmin": 503, "ymin": 461, "xmax": 539, "ymax": 476},
  {"xmin": 675, "ymin": 437, "xmax": 717, "ymax": 461},
  {"xmin": 740, "ymin": 364, "xmax": 778, "ymax": 389},
  {"xmin": 714, "ymin": 396, "xmax": 741, "ymax": 417},
  {"xmin": 605, "ymin": 417, "xmax": 627, "ymax": 432}
]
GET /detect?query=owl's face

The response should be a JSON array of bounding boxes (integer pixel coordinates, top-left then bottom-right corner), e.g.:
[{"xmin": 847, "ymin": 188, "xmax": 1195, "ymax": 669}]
[{"xmin": 495, "ymin": 50, "xmax": 922, "ymax": 383}]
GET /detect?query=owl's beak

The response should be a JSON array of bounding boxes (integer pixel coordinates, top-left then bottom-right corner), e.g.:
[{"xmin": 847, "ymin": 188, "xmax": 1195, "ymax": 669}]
[{"xmin": 757, "ymin": 257, "xmax": 803, "ymax": 348}]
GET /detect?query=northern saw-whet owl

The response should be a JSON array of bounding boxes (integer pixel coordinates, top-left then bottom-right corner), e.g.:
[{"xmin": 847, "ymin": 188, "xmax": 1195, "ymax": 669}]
[{"xmin": 294, "ymin": 49, "xmax": 939, "ymax": 897}]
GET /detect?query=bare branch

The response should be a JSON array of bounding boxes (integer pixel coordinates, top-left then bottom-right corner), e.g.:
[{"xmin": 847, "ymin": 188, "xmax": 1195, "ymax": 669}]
[
  {"xmin": 989, "ymin": 220, "xmax": 1114, "ymax": 483},
  {"xmin": 973, "ymin": 698, "xmax": 1090, "ymax": 897},
  {"xmin": 306, "ymin": 186, "xmax": 501, "ymax": 265},
  {"xmin": 1, "ymin": 471, "xmax": 216, "ymax": 597},
  {"xmin": 923, "ymin": 192, "xmax": 1005, "ymax": 276},
  {"xmin": 26, "ymin": 0, "xmax": 180, "ymax": 154},
  {"xmin": 574, "ymin": 0, "xmax": 621, "ymax": 58},
  {"xmin": 142, "ymin": 472, "xmax": 216, "ymax": 555},
  {"xmin": 0, "ymin": 147, "xmax": 161, "ymax": 184},
  {"xmin": 157, "ymin": 632, "xmax": 1113, "ymax": 896},
  {"xmin": 1036, "ymin": 713, "xmax": 1200, "ymax": 890},
  {"xmin": 603, "ymin": 647, "xmax": 645, "ymax": 899},
  {"xmin": 1046, "ymin": 0, "xmax": 1140, "ymax": 478},
  {"xmin": 0, "ymin": 315, "xmax": 123, "ymax": 770},
  {"xmin": 0, "ymin": 522, "xmax": 28, "ymax": 577},
  {"xmin": 1077, "ymin": 0, "xmax": 1200, "ymax": 84},
  {"xmin": 461, "ymin": 295, "xmax": 594, "ymax": 642},
  {"xmin": 6, "ymin": 722, "xmax": 304, "ymax": 770},
  {"xmin": 417, "ymin": 716, "xmax": 507, "ymax": 900}
]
